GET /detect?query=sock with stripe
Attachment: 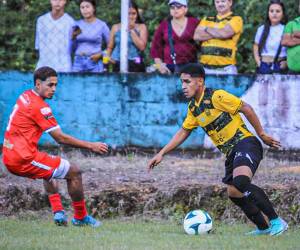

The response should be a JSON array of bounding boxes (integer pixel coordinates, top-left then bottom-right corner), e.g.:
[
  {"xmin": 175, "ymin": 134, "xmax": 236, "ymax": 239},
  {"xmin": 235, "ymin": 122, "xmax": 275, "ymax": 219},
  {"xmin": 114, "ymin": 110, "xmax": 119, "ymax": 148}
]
[
  {"xmin": 48, "ymin": 193, "xmax": 64, "ymax": 213},
  {"xmin": 72, "ymin": 200, "xmax": 88, "ymax": 220}
]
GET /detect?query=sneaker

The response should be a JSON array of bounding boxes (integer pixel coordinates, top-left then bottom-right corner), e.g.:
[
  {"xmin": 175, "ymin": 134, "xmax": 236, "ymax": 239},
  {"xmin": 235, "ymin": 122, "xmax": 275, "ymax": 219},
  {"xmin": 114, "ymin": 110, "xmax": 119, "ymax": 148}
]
[
  {"xmin": 269, "ymin": 217, "xmax": 288, "ymax": 236},
  {"xmin": 71, "ymin": 215, "xmax": 102, "ymax": 228},
  {"xmin": 53, "ymin": 211, "xmax": 68, "ymax": 226},
  {"xmin": 246, "ymin": 227, "xmax": 271, "ymax": 236}
]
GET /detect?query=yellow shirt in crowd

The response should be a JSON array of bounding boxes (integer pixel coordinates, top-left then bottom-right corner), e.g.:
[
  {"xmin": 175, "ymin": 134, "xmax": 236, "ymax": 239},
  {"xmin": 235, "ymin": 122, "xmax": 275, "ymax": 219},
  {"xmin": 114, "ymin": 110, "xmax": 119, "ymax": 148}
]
[
  {"xmin": 182, "ymin": 88, "xmax": 253, "ymax": 156},
  {"xmin": 199, "ymin": 12, "xmax": 243, "ymax": 67}
]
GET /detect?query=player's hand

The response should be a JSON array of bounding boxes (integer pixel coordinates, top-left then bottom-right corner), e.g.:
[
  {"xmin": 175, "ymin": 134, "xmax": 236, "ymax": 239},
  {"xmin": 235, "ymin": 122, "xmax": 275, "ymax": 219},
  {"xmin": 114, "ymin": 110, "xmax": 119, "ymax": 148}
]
[
  {"xmin": 148, "ymin": 153, "xmax": 163, "ymax": 172},
  {"xmin": 90, "ymin": 142, "xmax": 108, "ymax": 154},
  {"xmin": 259, "ymin": 132, "xmax": 281, "ymax": 149}
]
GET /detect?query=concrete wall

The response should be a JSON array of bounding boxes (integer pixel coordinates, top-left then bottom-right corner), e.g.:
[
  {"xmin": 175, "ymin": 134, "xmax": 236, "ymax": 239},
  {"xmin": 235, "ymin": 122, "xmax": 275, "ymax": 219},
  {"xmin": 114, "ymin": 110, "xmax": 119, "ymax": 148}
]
[{"xmin": 0, "ymin": 72, "xmax": 299, "ymax": 149}]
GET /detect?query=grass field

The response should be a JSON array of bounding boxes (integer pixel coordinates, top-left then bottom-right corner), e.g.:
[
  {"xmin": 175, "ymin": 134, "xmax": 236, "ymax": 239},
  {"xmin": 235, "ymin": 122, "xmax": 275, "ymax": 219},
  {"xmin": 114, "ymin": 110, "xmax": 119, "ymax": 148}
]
[{"xmin": 0, "ymin": 218, "xmax": 298, "ymax": 250}]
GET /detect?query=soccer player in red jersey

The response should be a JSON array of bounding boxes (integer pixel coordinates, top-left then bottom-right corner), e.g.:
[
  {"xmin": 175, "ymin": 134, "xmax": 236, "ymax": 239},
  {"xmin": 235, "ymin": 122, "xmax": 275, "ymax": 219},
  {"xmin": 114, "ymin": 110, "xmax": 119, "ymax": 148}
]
[{"xmin": 2, "ymin": 66, "xmax": 108, "ymax": 227}]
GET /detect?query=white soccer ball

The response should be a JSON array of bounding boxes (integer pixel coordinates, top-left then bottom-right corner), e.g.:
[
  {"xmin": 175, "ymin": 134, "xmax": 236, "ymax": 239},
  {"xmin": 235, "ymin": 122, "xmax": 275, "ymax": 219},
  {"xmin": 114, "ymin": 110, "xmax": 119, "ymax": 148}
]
[{"xmin": 183, "ymin": 209, "xmax": 213, "ymax": 235}]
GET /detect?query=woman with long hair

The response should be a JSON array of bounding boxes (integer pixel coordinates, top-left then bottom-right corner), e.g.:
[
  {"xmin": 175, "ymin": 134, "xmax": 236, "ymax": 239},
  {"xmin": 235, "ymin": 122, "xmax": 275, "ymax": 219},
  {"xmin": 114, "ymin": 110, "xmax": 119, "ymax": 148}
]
[
  {"xmin": 253, "ymin": 0, "xmax": 288, "ymax": 74},
  {"xmin": 107, "ymin": 1, "xmax": 148, "ymax": 72}
]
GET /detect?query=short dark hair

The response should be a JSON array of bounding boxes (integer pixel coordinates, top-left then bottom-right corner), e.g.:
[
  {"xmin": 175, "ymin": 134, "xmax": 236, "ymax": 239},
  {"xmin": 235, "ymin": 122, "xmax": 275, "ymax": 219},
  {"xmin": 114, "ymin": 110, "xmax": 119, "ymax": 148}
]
[
  {"xmin": 79, "ymin": 0, "xmax": 96, "ymax": 15},
  {"xmin": 34, "ymin": 67, "xmax": 57, "ymax": 85},
  {"xmin": 179, "ymin": 63, "xmax": 205, "ymax": 78}
]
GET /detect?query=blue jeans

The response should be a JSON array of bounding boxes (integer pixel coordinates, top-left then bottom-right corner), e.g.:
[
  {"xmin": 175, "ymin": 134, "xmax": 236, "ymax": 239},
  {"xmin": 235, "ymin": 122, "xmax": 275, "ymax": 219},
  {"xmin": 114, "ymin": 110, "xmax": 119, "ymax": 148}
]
[
  {"xmin": 257, "ymin": 61, "xmax": 286, "ymax": 74},
  {"xmin": 72, "ymin": 55, "xmax": 104, "ymax": 73}
]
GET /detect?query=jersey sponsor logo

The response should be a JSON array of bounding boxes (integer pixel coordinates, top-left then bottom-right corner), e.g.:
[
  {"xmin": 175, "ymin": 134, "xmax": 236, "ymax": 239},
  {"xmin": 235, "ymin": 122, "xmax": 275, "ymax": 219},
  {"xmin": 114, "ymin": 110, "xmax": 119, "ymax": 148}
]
[
  {"xmin": 41, "ymin": 107, "xmax": 53, "ymax": 119},
  {"xmin": 3, "ymin": 139, "xmax": 14, "ymax": 149},
  {"xmin": 40, "ymin": 107, "xmax": 52, "ymax": 115}
]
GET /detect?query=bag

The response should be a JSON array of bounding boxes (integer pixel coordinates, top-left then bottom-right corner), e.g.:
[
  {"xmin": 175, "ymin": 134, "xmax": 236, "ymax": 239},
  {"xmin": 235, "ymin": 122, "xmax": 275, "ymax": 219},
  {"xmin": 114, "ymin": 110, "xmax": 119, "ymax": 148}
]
[{"xmin": 168, "ymin": 20, "xmax": 180, "ymax": 73}]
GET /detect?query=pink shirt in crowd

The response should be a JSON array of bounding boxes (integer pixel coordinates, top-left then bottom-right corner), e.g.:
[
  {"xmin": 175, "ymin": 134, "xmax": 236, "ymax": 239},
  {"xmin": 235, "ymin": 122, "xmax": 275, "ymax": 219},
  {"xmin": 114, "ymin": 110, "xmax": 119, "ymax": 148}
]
[{"xmin": 150, "ymin": 17, "xmax": 199, "ymax": 65}]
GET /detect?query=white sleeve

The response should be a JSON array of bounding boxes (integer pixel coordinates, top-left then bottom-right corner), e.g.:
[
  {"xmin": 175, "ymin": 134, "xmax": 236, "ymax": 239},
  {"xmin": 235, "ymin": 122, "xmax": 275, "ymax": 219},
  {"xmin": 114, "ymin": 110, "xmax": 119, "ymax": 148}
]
[{"xmin": 254, "ymin": 25, "xmax": 264, "ymax": 44}]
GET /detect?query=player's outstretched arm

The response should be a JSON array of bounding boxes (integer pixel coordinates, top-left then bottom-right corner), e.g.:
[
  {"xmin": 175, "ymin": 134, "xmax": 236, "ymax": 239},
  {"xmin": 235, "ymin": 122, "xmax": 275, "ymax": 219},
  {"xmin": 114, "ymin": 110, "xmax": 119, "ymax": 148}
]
[
  {"xmin": 50, "ymin": 128, "xmax": 108, "ymax": 154},
  {"xmin": 148, "ymin": 128, "xmax": 191, "ymax": 171},
  {"xmin": 239, "ymin": 101, "xmax": 281, "ymax": 149}
]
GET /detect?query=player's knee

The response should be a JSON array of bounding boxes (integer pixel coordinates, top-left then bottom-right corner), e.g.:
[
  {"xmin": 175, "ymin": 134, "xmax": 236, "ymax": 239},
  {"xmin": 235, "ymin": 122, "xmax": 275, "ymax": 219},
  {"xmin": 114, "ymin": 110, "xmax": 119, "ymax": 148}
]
[
  {"xmin": 68, "ymin": 164, "xmax": 82, "ymax": 178},
  {"xmin": 232, "ymin": 175, "xmax": 251, "ymax": 194}
]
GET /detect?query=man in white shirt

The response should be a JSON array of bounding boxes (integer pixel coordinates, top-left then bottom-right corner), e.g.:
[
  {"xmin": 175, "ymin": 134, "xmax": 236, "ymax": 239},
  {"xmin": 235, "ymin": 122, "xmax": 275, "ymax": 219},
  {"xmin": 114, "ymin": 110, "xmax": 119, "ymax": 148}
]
[{"xmin": 35, "ymin": 0, "xmax": 74, "ymax": 72}]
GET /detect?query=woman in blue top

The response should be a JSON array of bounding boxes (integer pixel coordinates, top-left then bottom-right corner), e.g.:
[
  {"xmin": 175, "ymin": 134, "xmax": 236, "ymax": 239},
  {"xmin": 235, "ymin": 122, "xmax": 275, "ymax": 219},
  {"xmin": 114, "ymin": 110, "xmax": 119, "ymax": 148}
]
[
  {"xmin": 72, "ymin": 0, "xmax": 110, "ymax": 73},
  {"xmin": 107, "ymin": 1, "xmax": 148, "ymax": 72}
]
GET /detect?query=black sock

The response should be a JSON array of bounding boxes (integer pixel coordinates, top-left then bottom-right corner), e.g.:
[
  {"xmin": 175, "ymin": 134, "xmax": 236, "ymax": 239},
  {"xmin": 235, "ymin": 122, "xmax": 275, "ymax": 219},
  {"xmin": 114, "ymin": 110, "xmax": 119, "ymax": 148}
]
[
  {"xmin": 230, "ymin": 196, "xmax": 269, "ymax": 230},
  {"xmin": 247, "ymin": 184, "xmax": 278, "ymax": 221}
]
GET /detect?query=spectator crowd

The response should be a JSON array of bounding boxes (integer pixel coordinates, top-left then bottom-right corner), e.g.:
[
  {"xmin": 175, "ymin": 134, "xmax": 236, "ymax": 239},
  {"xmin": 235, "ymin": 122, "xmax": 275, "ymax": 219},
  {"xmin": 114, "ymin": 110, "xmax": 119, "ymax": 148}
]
[{"xmin": 35, "ymin": 0, "xmax": 300, "ymax": 74}]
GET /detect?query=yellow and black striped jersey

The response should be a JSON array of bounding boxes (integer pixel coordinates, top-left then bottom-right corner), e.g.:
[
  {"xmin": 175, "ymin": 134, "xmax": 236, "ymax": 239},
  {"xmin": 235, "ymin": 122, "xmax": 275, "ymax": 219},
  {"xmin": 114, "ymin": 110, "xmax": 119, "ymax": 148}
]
[
  {"xmin": 199, "ymin": 12, "xmax": 243, "ymax": 67},
  {"xmin": 182, "ymin": 88, "xmax": 253, "ymax": 155}
]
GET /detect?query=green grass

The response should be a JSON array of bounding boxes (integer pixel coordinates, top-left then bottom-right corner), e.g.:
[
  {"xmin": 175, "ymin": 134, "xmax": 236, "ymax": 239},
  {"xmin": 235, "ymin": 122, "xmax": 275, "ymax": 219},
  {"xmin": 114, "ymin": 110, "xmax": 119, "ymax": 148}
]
[{"xmin": 0, "ymin": 218, "xmax": 298, "ymax": 250}]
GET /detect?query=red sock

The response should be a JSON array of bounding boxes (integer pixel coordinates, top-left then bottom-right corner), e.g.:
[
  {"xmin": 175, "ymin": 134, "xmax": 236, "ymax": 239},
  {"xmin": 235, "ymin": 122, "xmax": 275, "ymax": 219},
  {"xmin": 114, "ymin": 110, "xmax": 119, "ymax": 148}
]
[
  {"xmin": 48, "ymin": 193, "xmax": 64, "ymax": 213},
  {"xmin": 72, "ymin": 200, "xmax": 88, "ymax": 220}
]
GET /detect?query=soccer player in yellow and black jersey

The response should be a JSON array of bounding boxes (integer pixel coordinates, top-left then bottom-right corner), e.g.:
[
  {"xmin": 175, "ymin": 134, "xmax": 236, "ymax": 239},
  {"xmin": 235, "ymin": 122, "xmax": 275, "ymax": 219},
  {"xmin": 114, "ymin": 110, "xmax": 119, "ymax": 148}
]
[{"xmin": 148, "ymin": 63, "xmax": 288, "ymax": 236}]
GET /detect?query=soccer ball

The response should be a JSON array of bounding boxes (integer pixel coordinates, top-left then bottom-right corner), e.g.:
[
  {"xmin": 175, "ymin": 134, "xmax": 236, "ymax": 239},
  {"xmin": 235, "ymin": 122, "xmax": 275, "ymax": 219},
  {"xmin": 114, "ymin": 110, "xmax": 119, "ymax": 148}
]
[{"xmin": 183, "ymin": 209, "xmax": 212, "ymax": 235}]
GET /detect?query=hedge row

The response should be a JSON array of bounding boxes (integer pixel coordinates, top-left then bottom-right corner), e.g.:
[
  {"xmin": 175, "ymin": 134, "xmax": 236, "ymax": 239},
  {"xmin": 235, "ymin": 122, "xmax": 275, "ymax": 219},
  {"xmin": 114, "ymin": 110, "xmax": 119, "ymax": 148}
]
[{"xmin": 0, "ymin": 0, "xmax": 298, "ymax": 72}]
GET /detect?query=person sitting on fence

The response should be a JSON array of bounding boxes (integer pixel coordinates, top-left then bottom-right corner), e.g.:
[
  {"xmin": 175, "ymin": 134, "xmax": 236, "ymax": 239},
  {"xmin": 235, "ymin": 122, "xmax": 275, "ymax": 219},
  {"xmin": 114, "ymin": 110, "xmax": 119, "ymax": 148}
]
[
  {"xmin": 72, "ymin": 0, "xmax": 110, "ymax": 73},
  {"xmin": 150, "ymin": 0, "xmax": 199, "ymax": 74},
  {"xmin": 106, "ymin": 1, "xmax": 148, "ymax": 73},
  {"xmin": 194, "ymin": 0, "xmax": 243, "ymax": 75},
  {"xmin": 253, "ymin": 0, "xmax": 288, "ymax": 74},
  {"xmin": 35, "ymin": 0, "xmax": 74, "ymax": 72},
  {"xmin": 281, "ymin": 1, "xmax": 300, "ymax": 73}
]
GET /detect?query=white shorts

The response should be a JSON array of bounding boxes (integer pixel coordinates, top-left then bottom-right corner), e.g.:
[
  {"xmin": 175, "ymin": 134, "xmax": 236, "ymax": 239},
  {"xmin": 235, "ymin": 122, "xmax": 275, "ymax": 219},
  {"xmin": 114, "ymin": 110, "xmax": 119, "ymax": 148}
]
[
  {"xmin": 204, "ymin": 65, "xmax": 238, "ymax": 75},
  {"xmin": 51, "ymin": 158, "xmax": 70, "ymax": 179}
]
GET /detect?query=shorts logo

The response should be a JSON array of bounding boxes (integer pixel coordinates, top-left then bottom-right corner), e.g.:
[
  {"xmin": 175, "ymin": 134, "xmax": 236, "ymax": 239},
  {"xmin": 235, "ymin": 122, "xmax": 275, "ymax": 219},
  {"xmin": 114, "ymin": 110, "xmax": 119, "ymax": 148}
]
[
  {"xmin": 234, "ymin": 152, "xmax": 254, "ymax": 164},
  {"xmin": 40, "ymin": 107, "xmax": 52, "ymax": 115},
  {"xmin": 234, "ymin": 152, "xmax": 243, "ymax": 159},
  {"xmin": 244, "ymin": 191, "xmax": 251, "ymax": 197},
  {"xmin": 246, "ymin": 153, "xmax": 253, "ymax": 164}
]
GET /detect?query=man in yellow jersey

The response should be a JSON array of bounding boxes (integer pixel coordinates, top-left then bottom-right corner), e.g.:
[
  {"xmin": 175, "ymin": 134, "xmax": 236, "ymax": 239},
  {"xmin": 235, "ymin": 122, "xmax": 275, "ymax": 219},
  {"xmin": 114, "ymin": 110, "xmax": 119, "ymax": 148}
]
[
  {"xmin": 148, "ymin": 63, "xmax": 288, "ymax": 236},
  {"xmin": 194, "ymin": 0, "xmax": 242, "ymax": 74}
]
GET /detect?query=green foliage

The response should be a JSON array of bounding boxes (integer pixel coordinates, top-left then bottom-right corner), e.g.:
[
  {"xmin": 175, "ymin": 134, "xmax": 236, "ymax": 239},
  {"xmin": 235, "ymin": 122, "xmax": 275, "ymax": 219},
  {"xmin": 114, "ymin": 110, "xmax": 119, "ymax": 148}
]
[{"xmin": 0, "ymin": 0, "xmax": 298, "ymax": 72}]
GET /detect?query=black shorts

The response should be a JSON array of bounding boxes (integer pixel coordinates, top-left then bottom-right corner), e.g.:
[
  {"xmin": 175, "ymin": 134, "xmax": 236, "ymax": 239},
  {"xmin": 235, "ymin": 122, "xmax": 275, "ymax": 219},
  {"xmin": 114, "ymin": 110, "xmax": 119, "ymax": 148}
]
[{"xmin": 222, "ymin": 136, "xmax": 263, "ymax": 185}]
